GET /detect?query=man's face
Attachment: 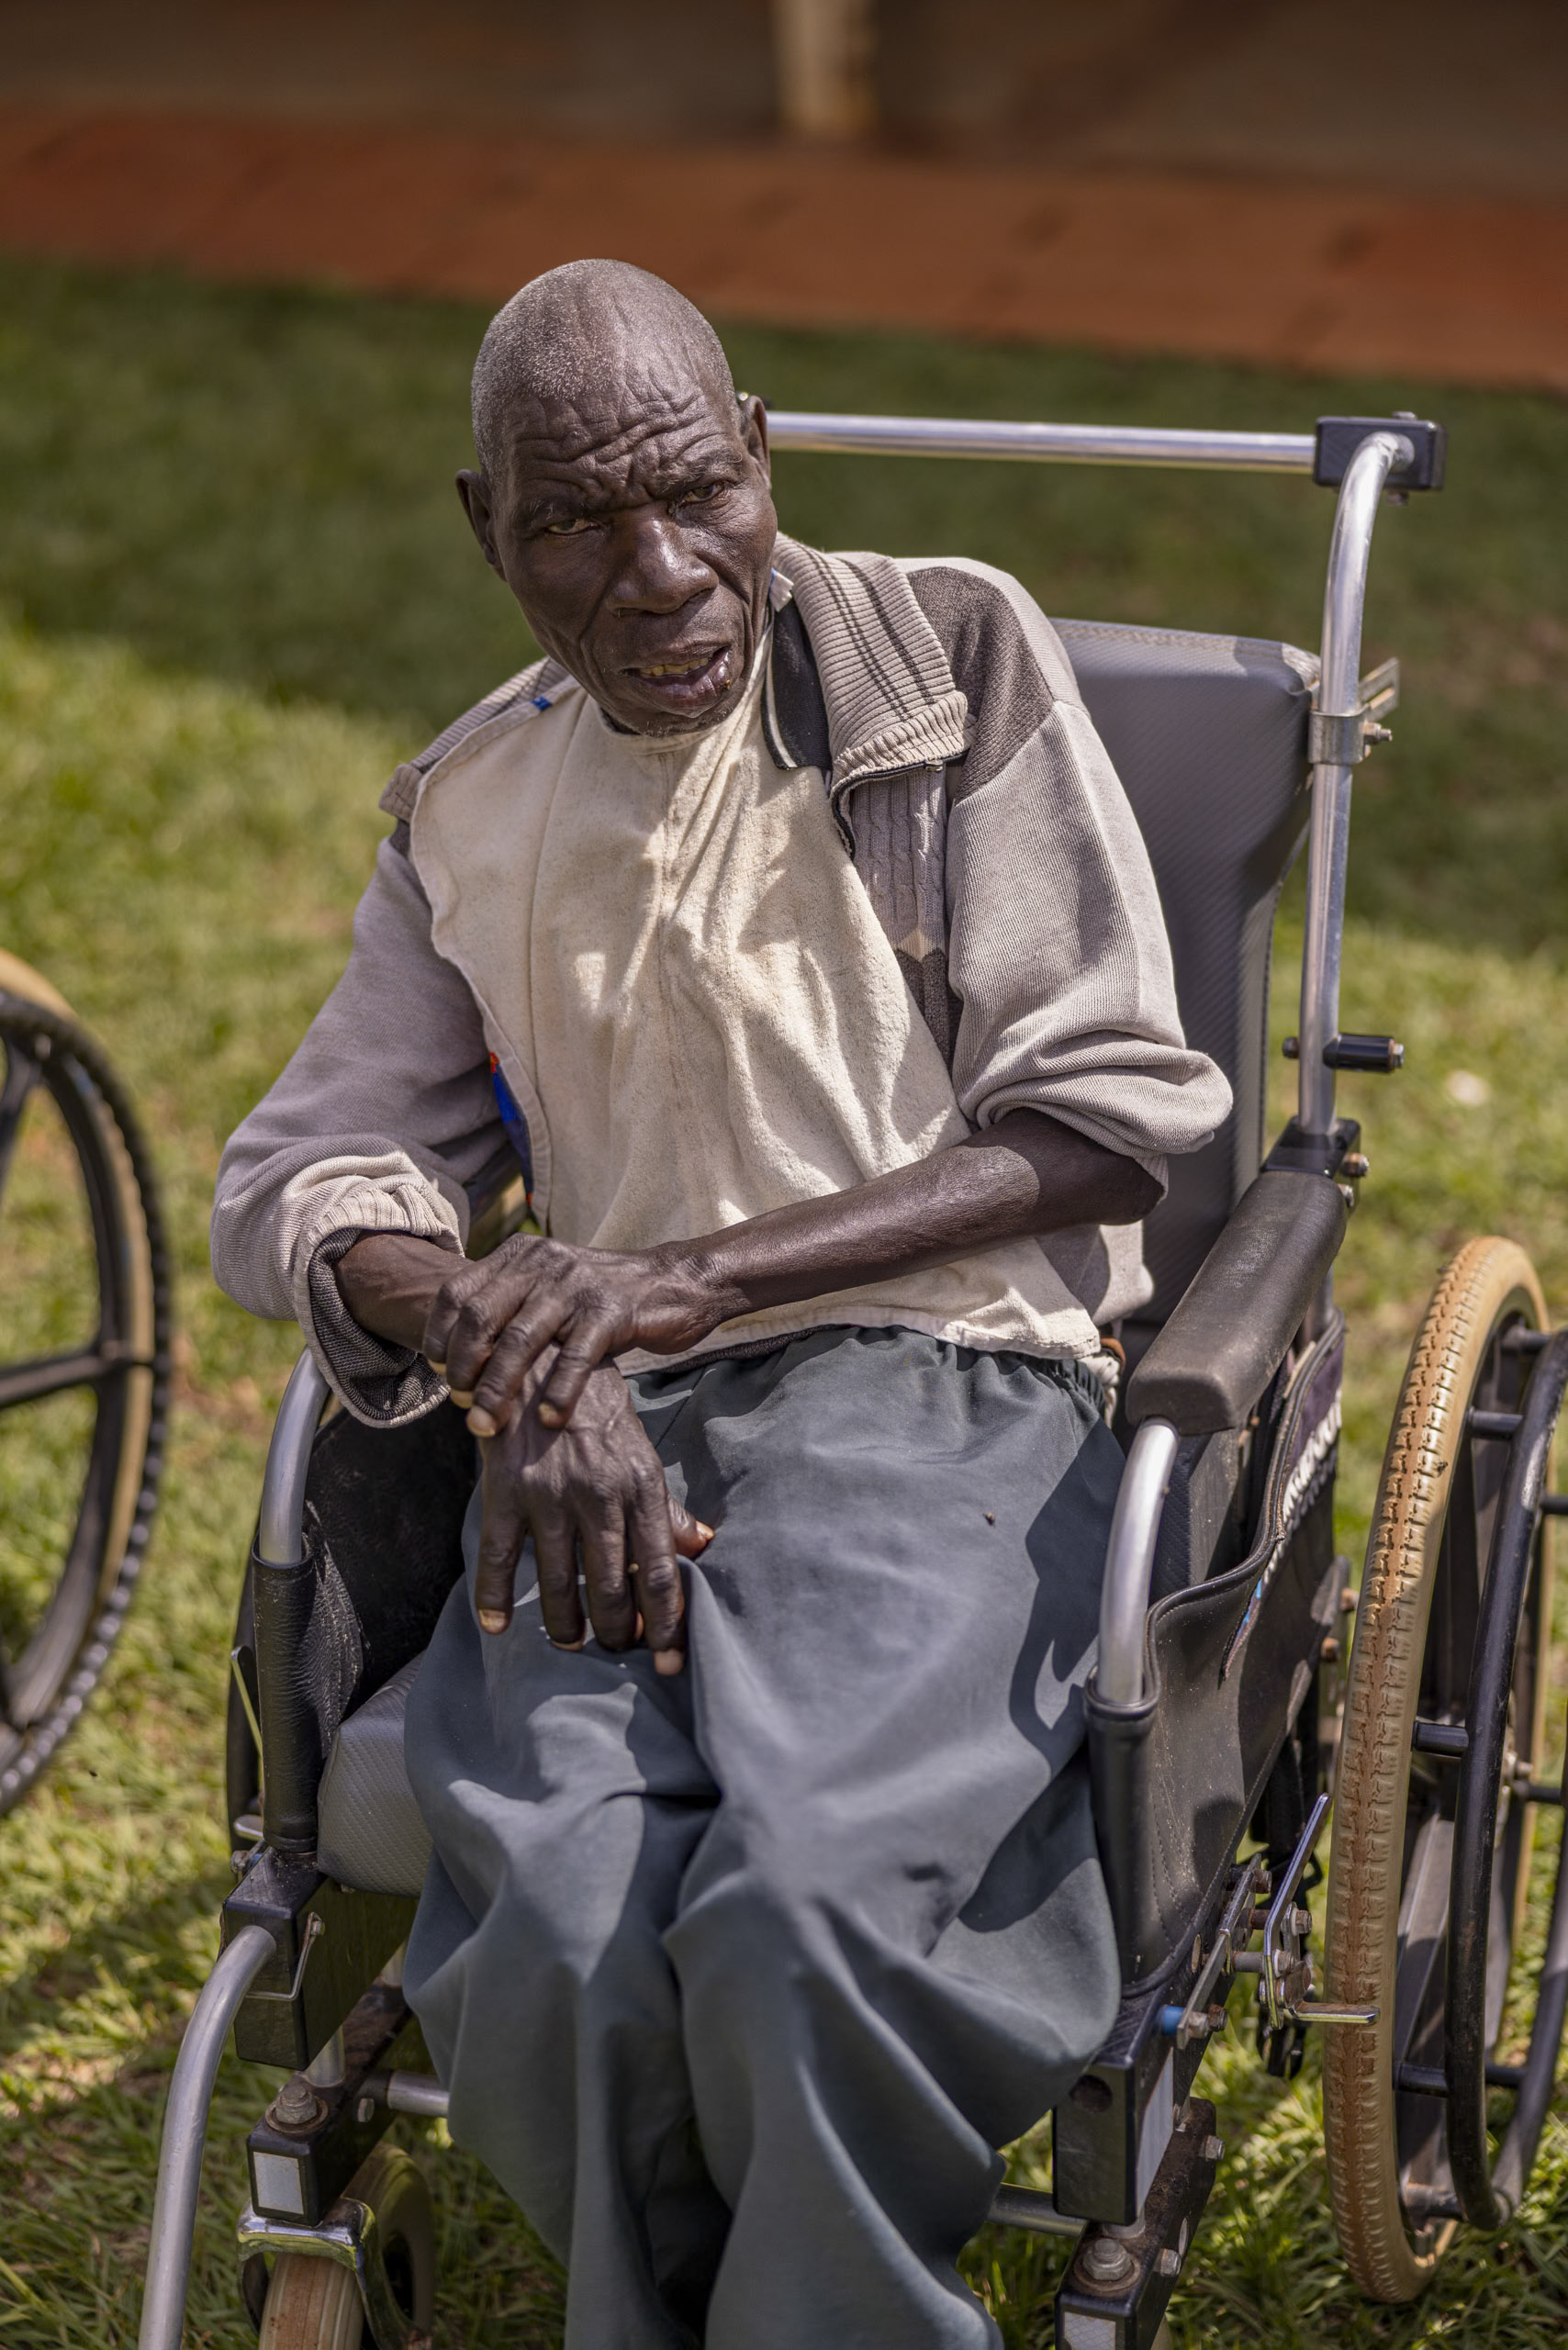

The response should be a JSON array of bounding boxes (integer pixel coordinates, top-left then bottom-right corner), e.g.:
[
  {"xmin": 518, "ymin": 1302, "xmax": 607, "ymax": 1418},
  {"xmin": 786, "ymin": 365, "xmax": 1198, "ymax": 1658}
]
[{"xmin": 458, "ymin": 363, "xmax": 778, "ymax": 736}]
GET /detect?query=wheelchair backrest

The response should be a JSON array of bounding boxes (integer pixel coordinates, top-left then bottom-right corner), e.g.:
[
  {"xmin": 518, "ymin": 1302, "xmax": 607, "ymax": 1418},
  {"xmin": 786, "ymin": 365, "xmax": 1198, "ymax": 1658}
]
[{"xmin": 1051, "ymin": 617, "xmax": 1315, "ymax": 1326}]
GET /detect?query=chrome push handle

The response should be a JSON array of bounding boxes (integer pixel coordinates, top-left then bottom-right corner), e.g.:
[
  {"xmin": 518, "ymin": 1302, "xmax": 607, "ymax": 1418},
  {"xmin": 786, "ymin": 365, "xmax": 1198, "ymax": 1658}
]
[{"xmin": 256, "ymin": 1349, "xmax": 330, "ymax": 1567}]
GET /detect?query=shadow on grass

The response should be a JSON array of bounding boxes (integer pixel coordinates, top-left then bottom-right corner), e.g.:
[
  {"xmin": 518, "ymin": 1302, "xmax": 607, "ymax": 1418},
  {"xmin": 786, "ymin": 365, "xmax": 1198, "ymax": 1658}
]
[
  {"xmin": 0, "ymin": 1862, "xmax": 234, "ymax": 2065},
  {"xmin": 0, "ymin": 1855, "xmax": 569, "ymax": 2349}
]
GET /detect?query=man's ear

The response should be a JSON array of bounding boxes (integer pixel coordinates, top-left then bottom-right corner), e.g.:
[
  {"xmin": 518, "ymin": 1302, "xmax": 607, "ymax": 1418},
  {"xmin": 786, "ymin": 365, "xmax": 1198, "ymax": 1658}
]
[
  {"xmin": 738, "ymin": 395, "xmax": 771, "ymax": 485},
  {"xmin": 456, "ymin": 468, "xmax": 507, "ymax": 577}
]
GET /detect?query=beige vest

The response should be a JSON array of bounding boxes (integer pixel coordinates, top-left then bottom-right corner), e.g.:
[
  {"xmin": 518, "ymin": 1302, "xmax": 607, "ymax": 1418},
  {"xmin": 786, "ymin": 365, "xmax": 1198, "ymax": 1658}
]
[{"xmin": 409, "ymin": 650, "xmax": 1102, "ymax": 1371}]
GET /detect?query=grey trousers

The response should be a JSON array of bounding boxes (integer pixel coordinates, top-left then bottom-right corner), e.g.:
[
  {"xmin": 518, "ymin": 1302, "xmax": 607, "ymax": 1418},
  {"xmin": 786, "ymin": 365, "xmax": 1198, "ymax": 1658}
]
[{"xmin": 403, "ymin": 1326, "xmax": 1122, "ymax": 2350}]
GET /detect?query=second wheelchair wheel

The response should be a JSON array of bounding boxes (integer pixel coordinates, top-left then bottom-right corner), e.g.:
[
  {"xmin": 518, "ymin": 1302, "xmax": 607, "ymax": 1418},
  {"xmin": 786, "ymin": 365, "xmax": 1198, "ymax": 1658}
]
[
  {"xmin": 1323, "ymin": 1237, "xmax": 1567, "ymax": 2300},
  {"xmin": 0, "ymin": 959, "xmax": 172, "ymax": 1810}
]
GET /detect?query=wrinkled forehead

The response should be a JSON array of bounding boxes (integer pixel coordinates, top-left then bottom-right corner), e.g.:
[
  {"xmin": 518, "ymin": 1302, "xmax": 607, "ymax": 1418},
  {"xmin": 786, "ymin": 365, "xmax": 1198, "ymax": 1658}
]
[{"xmin": 498, "ymin": 351, "xmax": 743, "ymax": 504}]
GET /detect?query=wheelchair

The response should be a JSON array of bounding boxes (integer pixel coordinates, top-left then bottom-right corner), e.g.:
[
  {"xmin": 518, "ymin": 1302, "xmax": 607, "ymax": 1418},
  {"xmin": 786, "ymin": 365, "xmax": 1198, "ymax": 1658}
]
[
  {"xmin": 0, "ymin": 953, "xmax": 171, "ymax": 1812},
  {"xmin": 138, "ymin": 409, "xmax": 1567, "ymax": 2350}
]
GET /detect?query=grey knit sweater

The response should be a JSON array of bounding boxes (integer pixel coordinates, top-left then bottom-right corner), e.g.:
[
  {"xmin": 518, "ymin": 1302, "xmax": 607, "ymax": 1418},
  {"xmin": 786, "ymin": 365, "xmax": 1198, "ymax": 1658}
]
[{"xmin": 212, "ymin": 538, "xmax": 1230, "ymax": 1423}]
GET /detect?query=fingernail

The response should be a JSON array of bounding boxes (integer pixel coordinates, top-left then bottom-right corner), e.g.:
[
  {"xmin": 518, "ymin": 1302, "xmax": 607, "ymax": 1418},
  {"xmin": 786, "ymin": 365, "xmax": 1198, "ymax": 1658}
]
[
  {"xmin": 654, "ymin": 1651, "xmax": 686, "ymax": 1676},
  {"xmin": 466, "ymin": 1405, "xmax": 498, "ymax": 1438},
  {"xmin": 696, "ymin": 1522, "xmax": 715, "ymax": 1541},
  {"xmin": 537, "ymin": 1402, "xmax": 564, "ymax": 1427},
  {"xmin": 450, "ymin": 1387, "xmax": 474, "ymax": 1408},
  {"xmin": 428, "ymin": 1359, "xmax": 446, "ymax": 1376},
  {"xmin": 477, "ymin": 1607, "xmax": 509, "ymax": 1635}
]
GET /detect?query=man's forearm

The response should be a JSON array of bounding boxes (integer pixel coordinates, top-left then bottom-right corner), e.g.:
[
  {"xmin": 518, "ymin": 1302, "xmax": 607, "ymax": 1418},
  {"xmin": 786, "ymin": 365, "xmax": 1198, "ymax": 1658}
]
[
  {"xmin": 337, "ymin": 1231, "xmax": 456, "ymax": 1351},
  {"xmin": 666, "ymin": 1110, "xmax": 1158, "ymax": 1326},
  {"xmin": 337, "ymin": 1111, "xmax": 1158, "ymax": 1425}
]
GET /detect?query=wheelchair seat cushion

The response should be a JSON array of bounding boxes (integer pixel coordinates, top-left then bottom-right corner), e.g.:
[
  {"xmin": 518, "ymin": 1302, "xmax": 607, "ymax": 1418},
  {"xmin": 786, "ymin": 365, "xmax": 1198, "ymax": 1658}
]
[{"xmin": 316, "ymin": 1651, "xmax": 431, "ymax": 1897}]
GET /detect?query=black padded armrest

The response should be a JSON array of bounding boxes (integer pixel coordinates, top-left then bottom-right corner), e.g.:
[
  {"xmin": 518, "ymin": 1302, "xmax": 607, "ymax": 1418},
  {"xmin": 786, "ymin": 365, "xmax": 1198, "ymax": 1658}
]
[{"xmin": 1126, "ymin": 1169, "xmax": 1347, "ymax": 1435}]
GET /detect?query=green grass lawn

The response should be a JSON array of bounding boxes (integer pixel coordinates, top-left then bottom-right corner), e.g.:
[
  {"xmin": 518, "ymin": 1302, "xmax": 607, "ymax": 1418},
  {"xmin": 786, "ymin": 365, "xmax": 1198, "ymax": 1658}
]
[{"xmin": 0, "ymin": 252, "xmax": 1565, "ymax": 2345}]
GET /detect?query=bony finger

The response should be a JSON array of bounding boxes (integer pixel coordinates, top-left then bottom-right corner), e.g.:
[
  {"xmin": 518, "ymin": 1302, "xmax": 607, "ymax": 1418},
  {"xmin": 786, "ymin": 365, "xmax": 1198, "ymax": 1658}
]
[
  {"xmin": 466, "ymin": 1399, "xmax": 514, "ymax": 1438},
  {"xmin": 422, "ymin": 1280, "xmax": 476, "ymax": 1371},
  {"xmin": 474, "ymin": 1494, "xmax": 522, "ymax": 1633},
  {"xmin": 532, "ymin": 1521, "xmax": 587, "ymax": 1653},
  {"xmin": 537, "ymin": 1336, "xmax": 610, "ymax": 1429},
  {"xmin": 535, "ymin": 1378, "xmax": 585, "ymax": 1430},
  {"xmin": 474, "ymin": 1560, "xmax": 517, "ymax": 1636},
  {"xmin": 470, "ymin": 1312, "xmax": 563, "ymax": 1437},
  {"xmin": 630, "ymin": 1539, "xmax": 686, "ymax": 1665},
  {"xmin": 626, "ymin": 1560, "xmax": 686, "ymax": 1676},
  {"xmin": 666, "ymin": 1495, "xmax": 716, "ymax": 1556},
  {"xmin": 577, "ymin": 1510, "xmax": 635, "ymax": 1651}
]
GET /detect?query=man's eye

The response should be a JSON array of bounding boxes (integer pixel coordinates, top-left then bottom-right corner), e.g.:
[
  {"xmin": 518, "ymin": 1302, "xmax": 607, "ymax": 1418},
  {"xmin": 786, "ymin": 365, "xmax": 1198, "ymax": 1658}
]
[
  {"xmin": 676, "ymin": 482, "xmax": 724, "ymax": 509},
  {"xmin": 542, "ymin": 516, "xmax": 599, "ymax": 537}
]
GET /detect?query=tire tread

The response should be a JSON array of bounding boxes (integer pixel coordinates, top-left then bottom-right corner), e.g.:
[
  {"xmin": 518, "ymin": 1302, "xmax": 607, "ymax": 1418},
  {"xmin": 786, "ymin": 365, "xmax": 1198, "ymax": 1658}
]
[{"xmin": 1323, "ymin": 1237, "xmax": 1544, "ymax": 2301}]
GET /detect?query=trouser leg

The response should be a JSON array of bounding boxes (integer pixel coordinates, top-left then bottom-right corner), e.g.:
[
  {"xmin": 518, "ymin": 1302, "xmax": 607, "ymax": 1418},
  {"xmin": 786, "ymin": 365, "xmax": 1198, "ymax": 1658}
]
[
  {"xmin": 408, "ymin": 1329, "xmax": 1122, "ymax": 2350},
  {"xmin": 403, "ymin": 1497, "xmax": 729, "ymax": 2350},
  {"xmin": 645, "ymin": 1331, "xmax": 1122, "ymax": 2350}
]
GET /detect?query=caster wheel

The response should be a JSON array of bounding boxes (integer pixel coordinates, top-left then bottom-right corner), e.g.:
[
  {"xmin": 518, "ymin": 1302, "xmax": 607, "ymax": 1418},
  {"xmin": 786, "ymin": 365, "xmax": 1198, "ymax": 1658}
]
[
  {"xmin": 256, "ymin": 2144, "xmax": 436, "ymax": 2349},
  {"xmin": 1324, "ymin": 1238, "xmax": 1567, "ymax": 2300},
  {"xmin": 259, "ymin": 2255, "xmax": 364, "ymax": 2349}
]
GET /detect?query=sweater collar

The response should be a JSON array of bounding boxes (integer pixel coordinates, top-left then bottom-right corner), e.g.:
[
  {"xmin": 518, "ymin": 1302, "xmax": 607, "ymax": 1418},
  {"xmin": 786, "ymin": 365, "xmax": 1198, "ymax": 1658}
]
[{"xmin": 765, "ymin": 534, "xmax": 969, "ymax": 793}]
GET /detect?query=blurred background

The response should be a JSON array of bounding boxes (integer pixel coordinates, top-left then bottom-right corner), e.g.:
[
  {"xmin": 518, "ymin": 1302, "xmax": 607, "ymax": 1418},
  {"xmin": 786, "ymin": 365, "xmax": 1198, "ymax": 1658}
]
[
  {"xmin": 2, "ymin": 0, "xmax": 1566, "ymax": 377},
  {"xmin": 1, "ymin": 6, "xmax": 1565, "ymax": 2346}
]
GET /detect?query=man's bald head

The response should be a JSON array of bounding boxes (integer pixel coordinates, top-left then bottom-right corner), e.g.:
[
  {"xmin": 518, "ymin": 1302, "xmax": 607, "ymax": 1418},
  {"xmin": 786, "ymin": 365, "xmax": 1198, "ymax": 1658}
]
[
  {"xmin": 471, "ymin": 261, "xmax": 736, "ymax": 487},
  {"xmin": 456, "ymin": 260, "xmax": 777, "ymax": 736}
]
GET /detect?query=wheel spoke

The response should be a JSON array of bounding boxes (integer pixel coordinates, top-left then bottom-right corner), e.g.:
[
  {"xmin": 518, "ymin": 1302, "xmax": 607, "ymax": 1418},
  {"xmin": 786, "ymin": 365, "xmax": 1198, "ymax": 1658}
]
[
  {"xmin": 0, "ymin": 1343, "xmax": 149, "ymax": 1413},
  {"xmin": 1393, "ymin": 1813, "xmax": 1452, "ymax": 2074}
]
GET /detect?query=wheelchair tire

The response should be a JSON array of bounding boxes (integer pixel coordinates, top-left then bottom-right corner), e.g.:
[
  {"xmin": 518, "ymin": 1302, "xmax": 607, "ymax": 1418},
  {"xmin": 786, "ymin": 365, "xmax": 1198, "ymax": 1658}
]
[
  {"xmin": 0, "ymin": 963, "xmax": 172, "ymax": 1812},
  {"xmin": 257, "ymin": 2257, "xmax": 364, "ymax": 2350},
  {"xmin": 258, "ymin": 2143, "xmax": 436, "ymax": 2350},
  {"xmin": 1323, "ymin": 1237, "xmax": 1560, "ymax": 2300}
]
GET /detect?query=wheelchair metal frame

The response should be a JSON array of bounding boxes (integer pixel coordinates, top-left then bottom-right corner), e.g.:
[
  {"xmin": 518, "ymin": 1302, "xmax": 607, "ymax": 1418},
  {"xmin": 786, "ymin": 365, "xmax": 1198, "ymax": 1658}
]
[
  {"xmin": 140, "ymin": 407, "xmax": 1450, "ymax": 2350},
  {"xmin": 1098, "ymin": 419, "xmax": 1415, "ymax": 1710}
]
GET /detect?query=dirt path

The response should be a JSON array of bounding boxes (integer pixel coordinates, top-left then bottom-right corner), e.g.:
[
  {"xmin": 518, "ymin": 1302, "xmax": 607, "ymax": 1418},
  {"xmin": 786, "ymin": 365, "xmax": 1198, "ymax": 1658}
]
[{"xmin": 2, "ymin": 104, "xmax": 1565, "ymax": 388}]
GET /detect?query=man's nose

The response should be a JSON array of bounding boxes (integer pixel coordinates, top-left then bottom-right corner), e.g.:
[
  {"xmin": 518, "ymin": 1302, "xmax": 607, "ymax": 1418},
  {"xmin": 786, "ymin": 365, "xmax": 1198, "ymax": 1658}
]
[{"xmin": 607, "ymin": 509, "xmax": 713, "ymax": 614}]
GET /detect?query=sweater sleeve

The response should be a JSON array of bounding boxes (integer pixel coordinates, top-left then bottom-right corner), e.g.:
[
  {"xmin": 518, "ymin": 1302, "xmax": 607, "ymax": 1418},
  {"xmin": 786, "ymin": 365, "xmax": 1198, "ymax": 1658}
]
[
  {"xmin": 908, "ymin": 558, "xmax": 1233, "ymax": 1184},
  {"xmin": 210, "ymin": 832, "xmax": 508, "ymax": 1425}
]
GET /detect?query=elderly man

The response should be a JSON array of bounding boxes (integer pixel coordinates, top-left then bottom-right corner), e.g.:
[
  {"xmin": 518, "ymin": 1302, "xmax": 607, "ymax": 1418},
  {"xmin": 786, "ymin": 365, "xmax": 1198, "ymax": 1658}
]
[{"xmin": 214, "ymin": 260, "xmax": 1228, "ymax": 2349}]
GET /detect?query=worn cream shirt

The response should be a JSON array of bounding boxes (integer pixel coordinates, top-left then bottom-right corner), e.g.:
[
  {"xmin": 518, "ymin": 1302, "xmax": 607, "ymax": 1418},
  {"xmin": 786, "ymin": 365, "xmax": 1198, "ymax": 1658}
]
[{"xmin": 409, "ymin": 645, "xmax": 1104, "ymax": 1371}]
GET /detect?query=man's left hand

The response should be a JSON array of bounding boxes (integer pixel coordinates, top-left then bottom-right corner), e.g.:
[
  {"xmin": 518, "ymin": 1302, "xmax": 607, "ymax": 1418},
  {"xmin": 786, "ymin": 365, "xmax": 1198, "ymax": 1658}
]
[{"xmin": 423, "ymin": 1235, "xmax": 720, "ymax": 1435}]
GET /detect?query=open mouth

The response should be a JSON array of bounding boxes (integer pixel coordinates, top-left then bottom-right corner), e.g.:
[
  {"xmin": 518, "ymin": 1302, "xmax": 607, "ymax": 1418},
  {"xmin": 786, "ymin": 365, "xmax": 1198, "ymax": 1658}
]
[{"xmin": 623, "ymin": 645, "xmax": 733, "ymax": 709}]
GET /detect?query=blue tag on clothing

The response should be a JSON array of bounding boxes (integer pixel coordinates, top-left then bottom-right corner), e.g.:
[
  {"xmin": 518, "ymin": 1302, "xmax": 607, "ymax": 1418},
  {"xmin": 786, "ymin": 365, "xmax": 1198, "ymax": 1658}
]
[{"xmin": 489, "ymin": 1055, "xmax": 533, "ymax": 1198}]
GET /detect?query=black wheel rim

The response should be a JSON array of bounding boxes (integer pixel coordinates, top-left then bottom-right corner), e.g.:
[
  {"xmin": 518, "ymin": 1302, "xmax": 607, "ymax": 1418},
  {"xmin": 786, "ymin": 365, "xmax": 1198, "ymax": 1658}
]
[
  {"xmin": 1388, "ymin": 1308, "xmax": 1567, "ymax": 2240},
  {"xmin": 1446, "ymin": 1327, "xmax": 1568, "ymax": 2225},
  {"xmin": 1388, "ymin": 1305, "xmax": 1526, "ymax": 2232},
  {"xmin": 0, "ymin": 992, "xmax": 173, "ymax": 1809}
]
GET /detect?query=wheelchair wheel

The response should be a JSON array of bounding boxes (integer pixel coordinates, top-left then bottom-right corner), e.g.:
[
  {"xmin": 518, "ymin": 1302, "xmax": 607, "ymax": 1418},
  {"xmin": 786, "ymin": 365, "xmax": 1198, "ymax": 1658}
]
[
  {"xmin": 257, "ymin": 2144, "xmax": 436, "ymax": 2350},
  {"xmin": 1324, "ymin": 1238, "xmax": 1566, "ymax": 2300},
  {"xmin": 0, "ymin": 958, "xmax": 172, "ymax": 1811}
]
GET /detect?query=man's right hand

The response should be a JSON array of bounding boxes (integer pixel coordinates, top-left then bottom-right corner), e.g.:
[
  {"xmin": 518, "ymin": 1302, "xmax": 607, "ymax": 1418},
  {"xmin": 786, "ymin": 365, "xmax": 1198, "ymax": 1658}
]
[{"xmin": 474, "ymin": 1357, "xmax": 712, "ymax": 1674}]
